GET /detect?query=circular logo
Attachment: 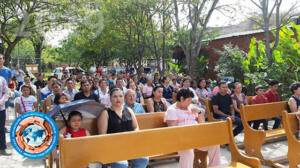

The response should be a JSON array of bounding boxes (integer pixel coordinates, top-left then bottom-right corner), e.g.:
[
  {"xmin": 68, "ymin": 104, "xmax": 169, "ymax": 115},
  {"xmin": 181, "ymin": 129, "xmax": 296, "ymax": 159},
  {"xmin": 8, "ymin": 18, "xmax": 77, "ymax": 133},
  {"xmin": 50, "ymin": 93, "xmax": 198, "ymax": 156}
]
[{"xmin": 10, "ymin": 112, "xmax": 59, "ymax": 159}]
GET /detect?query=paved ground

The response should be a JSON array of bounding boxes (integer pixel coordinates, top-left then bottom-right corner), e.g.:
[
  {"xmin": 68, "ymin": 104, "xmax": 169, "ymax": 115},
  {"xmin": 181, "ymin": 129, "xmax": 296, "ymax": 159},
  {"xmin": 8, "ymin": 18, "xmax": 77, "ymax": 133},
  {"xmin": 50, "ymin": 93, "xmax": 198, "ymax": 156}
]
[{"xmin": 0, "ymin": 107, "xmax": 290, "ymax": 168}]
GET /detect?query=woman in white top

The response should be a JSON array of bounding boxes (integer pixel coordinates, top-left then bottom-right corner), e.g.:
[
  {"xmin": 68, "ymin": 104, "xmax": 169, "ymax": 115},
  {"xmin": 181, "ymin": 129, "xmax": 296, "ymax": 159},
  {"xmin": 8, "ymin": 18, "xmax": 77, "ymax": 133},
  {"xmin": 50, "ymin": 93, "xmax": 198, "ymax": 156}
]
[
  {"xmin": 181, "ymin": 77, "xmax": 200, "ymax": 104},
  {"xmin": 94, "ymin": 79, "xmax": 111, "ymax": 106},
  {"xmin": 16, "ymin": 85, "xmax": 38, "ymax": 115}
]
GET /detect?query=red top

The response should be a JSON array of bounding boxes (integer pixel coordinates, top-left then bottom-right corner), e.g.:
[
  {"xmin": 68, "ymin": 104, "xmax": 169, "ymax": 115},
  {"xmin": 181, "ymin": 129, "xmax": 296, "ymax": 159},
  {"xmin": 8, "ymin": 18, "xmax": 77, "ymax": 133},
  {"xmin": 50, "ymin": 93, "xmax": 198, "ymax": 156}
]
[
  {"xmin": 66, "ymin": 127, "xmax": 87, "ymax": 138},
  {"xmin": 97, "ymin": 68, "xmax": 102, "ymax": 74},
  {"xmin": 8, "ymin": 82, "xmax": 15, "ymax": 89},
  {"xmin": 264, "ymin": 89, "xmax": 280, "ymax": 103},
  {"xmin": 251, "ymin": 95, "xmax": 268, "ymax": 105}
]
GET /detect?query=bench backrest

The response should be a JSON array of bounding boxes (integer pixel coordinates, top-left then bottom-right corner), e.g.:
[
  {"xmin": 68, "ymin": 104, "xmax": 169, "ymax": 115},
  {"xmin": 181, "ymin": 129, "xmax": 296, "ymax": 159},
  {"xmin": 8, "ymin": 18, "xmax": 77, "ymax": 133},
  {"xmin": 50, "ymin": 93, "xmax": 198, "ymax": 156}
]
[
  {"xmin": 205, "ymin": 99, "xmax": 220, "ymax": 122},
  {"xmin": 59, "ymin": 118, "xmax": 235, "ymax": 168},
  {"xmin": 282, "ymin": 111, "xmax": 300, "ymax": 167},
  {"xmin": 136, "ymin": 112, "xmax": 166, "ymax": 130},
  {"xmin": 282, "ymin": 111, "xmax": 299, "ymax": 139},
  {"xmin": 172, "ymin": 92, "xmax": 177, "ymax": 103},
  {"xmin": 240, "ymin": 101, "xmax": 288, "ymax": 122},
  {"xmin": 246, "ymin": 96, "xmax": 253, "ymax": 105},
  {"xmin": 54, "ymin": 112, "xmax": 167, "ymax": 135}
]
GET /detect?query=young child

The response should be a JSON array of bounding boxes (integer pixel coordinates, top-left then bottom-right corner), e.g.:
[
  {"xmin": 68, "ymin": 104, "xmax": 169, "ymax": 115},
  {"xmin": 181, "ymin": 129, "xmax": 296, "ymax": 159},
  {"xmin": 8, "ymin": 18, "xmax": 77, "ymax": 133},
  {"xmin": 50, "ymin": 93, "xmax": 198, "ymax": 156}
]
[
  {"xmin": 15, "ymin": 85, "xmax": 38, "ymax": 115},
  {"xmin": 59, "ymin": 111, "xmax": 90, "ymax": 138},
  {"xmin": 54, "ymin": 93, "xmax": 70, "ymax": 105},
  {"xmin": 251, "ymin": 85, "xmax": 268, "ymax": 130}
]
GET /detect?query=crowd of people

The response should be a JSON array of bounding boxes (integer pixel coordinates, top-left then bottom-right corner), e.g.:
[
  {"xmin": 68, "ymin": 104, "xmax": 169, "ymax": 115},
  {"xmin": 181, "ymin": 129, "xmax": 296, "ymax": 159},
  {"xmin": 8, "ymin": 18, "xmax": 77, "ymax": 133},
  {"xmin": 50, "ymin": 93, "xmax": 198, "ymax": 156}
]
[{"xmin": 1, "ymin": 53, "xmax": 300, "ymax": 168}]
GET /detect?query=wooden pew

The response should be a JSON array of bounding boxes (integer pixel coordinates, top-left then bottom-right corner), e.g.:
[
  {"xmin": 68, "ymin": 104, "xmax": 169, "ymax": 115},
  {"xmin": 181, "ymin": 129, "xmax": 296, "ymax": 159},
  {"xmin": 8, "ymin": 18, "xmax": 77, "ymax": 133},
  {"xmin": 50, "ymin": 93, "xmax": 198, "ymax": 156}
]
[
  {"xmin": 50, "ymin": 113, "xmax": 205, "ymax": 167},
  {"xmin": 59, "ymin": 118, "xmax": 261, "ymax": 168},
  {"xmin": 246, "ymin": 96, "xmax": 253, "ymax": 105},
  {"xmin": 282, "ymin": 111, "xmax": 300, "ymax": 168},
  {"xmin": 240, "ymin": 102, "xmax": 288, "ymax": 167},
  {"xmin": 172, "ymin": 92, "xmax": 177, "ymax": 103},
  {"xmin": 205, "ymin": 99, "xmax": 221, "ymax": 122}
]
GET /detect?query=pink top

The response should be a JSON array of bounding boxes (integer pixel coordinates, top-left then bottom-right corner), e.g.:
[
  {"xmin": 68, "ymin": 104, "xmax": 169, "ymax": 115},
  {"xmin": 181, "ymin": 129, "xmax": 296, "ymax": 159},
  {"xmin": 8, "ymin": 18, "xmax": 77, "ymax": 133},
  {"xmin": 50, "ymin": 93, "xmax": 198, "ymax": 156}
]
[
  {"xmin": 164, "ymin": 104, "xmax": 198, "ymax": 126},
  {"xmin": 212, "ymin": 86, "xmax": 231, "ymax": 96},
  {"xmin": 143, "ymin": 85, "xmax": 153, "ymax": 97}
]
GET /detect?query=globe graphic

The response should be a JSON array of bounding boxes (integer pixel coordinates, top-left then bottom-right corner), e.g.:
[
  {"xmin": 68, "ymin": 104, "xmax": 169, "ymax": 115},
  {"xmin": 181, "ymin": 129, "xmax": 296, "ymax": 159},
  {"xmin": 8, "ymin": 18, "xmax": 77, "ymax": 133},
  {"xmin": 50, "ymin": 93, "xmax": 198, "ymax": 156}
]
[{"xmin": 22, "ymin": 124, "xmax": 46, "ymax": 147}]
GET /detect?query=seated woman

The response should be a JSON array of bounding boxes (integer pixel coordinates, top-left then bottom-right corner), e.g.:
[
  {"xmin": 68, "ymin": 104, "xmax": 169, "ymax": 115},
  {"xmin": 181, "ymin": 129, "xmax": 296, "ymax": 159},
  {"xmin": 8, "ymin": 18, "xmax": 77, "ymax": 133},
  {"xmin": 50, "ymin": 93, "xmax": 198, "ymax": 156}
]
[
  {"xmin": 161, "ymin": 77, "xmax": 174, "ymax": 104},
  {"xmin": 196, "ymin": 78, "xmax": 212, "ymax": 111},
  {"xmin": 142, "ymin": 77, "xmax": 154, "ymax": 99},
  {"xmin": 46, "ymin": 81, "xmax": 71, "ymax": 112},
  {"xmin": 164, "ymin": 88, "xmax": 221, "ymax": 168},
  {"xmin": 181, "ymin": 77, "xmax": 199, "ymax": 104},
  {"xmin": 97, "ymin": 88, "xmax": 149, "ymax": 168},
  {"xmin": 288, "ymin": 82, "xmax": 300, "ymax": 112},
  {"xmin": 146, "ymin": 86, "xmax": 168, "ymax": 112},
  {"xmin": 127, "ymin": 81, "xmax": 144, "ymax": 104},
  {"xmin": 231, "ymin": 82, "xmax": 248, "ymax": 117},
  {"xmin": 94, "ymin": 79, "xmax": 111, "ymax": 106}
]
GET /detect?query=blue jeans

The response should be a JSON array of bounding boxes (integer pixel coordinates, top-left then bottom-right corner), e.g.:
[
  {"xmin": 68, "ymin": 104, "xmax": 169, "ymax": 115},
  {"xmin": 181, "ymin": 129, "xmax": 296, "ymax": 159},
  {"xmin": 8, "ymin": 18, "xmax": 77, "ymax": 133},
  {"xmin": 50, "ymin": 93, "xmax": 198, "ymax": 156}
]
[
  {"xmin": 103, "ymin": 157, "xmax": 149, "ymax": 168},
  {"xmin": 215, "ymin": 115, "xmax": 244, "ymax": 136},
  {"xmin": 0, "ymin": 110, "xmax": 6, "ymax": 150}
]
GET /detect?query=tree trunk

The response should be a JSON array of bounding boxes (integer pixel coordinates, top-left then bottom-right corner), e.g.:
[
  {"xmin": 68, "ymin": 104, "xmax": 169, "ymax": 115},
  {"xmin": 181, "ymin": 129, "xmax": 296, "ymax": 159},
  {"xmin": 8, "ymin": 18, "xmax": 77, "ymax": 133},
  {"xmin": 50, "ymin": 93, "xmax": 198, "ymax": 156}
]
[
  {"xmin": 34, "ymin": 44, "xmax": 42, "ymax": 72},
  {"xmin": 4, "ymin": 39, "xmax": 21, "ymax": 67}
]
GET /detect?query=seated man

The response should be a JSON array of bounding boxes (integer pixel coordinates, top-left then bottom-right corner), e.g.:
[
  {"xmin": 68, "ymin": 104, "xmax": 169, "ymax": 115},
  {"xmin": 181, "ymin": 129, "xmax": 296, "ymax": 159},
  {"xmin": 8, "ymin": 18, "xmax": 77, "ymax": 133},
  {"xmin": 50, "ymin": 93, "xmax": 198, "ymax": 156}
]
[
  {"xmin": 251, "ymin": 85, "xmax": 268, "ymax": 130},
  {"xmin": 264, "ymin": 79, "xmax": 281, "ymax": 129},
  {"xmin": 211, "ymin": 81, "xmax": 243, "ymax": 136},
  {"xmin": 124, "ymin": 89, "xmax": 145, "ymax": 114},
  {"xmin": 74, "ymin": 80, "xmax": 99, "ymax": 102}
]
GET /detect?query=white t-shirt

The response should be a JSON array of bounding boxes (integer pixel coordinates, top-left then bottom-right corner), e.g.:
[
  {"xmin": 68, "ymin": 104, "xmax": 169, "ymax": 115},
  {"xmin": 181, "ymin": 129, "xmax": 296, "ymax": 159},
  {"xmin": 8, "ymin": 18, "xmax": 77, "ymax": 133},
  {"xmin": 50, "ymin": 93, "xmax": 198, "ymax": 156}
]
[
  {"xmin": 19, "ymin": 83, "xmax": 37, "ymax": 94},
  {"xmin": 90, "ymin": 66, "xmax": 96, "ymax": 73},
  {"xmin": 16, "ymin": 95, "xmax": 37, "ymax": 113},
  {"xmin": 12, "ymin": 69, "xmax": 24, "ymax": 82}
]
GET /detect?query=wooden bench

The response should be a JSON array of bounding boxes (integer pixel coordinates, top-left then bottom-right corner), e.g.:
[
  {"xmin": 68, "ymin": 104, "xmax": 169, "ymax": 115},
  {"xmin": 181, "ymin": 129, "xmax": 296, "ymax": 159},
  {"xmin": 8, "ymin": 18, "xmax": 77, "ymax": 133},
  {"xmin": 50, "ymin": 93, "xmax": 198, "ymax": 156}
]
[
  {"xmin": 49, "ymin": 112, "xmax": 206, "ymax": 167},
  {"xmin": 240, "ymin": 102, "xmax": 288, "ymax": 167},
  {"xmin": 246, "ymin": 96, "xmax": 253, "ymax": 105},
  {"xmin": 282, "ymin": 111, "xmax": 300, "ymax": 168},
  {"xmin": 172, "ymin": 92, "xmax": 177, "ymax": 103},
  {"xmin": 59, "ymin": 118, "xmax": 261, "ymax": 168},
  {"xmin": 205, "ymin": 99, "xmax": 221, "ymax": 122}
]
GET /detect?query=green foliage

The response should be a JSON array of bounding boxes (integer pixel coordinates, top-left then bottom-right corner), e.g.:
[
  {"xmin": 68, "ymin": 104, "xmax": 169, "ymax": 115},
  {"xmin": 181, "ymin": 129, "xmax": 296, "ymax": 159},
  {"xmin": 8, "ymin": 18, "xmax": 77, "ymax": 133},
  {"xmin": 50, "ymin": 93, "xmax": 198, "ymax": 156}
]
[
  {"xmin": 167, "ymin": 61, "xmax": 181, "ymax": 72},
  {"xmin": 215, "ymin": 44, "xmax": 247, "ymax": 83},
  {"xmin": 195, "ymin": 55, "xmax": 209, "ymax": 79},
  {"xmin": 216, "ymin": 24, "xmax": 300, "ymax": 98}
]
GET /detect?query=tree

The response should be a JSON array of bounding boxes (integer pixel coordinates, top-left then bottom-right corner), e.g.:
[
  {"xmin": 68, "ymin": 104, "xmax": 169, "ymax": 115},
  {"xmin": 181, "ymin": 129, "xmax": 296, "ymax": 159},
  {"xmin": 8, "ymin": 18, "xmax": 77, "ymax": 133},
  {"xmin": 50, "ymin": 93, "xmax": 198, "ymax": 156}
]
[
  {"xmin": 29, "ymin": 31, "xmax": 45, "ymax": 71},
  {"xmin": 0, "ymin": 0, "xmax": 72, "ymax": 66},
  {"xmin": 249, "ymin": 0, "xmax": 299, "ymax": 66},
  {"xmin": 104, "ymin": 0, "xmax": 161, "ymax": 75},
  {"xmin": 173, "ymin": 0, "xmax": 220, "ymax": 78}
]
